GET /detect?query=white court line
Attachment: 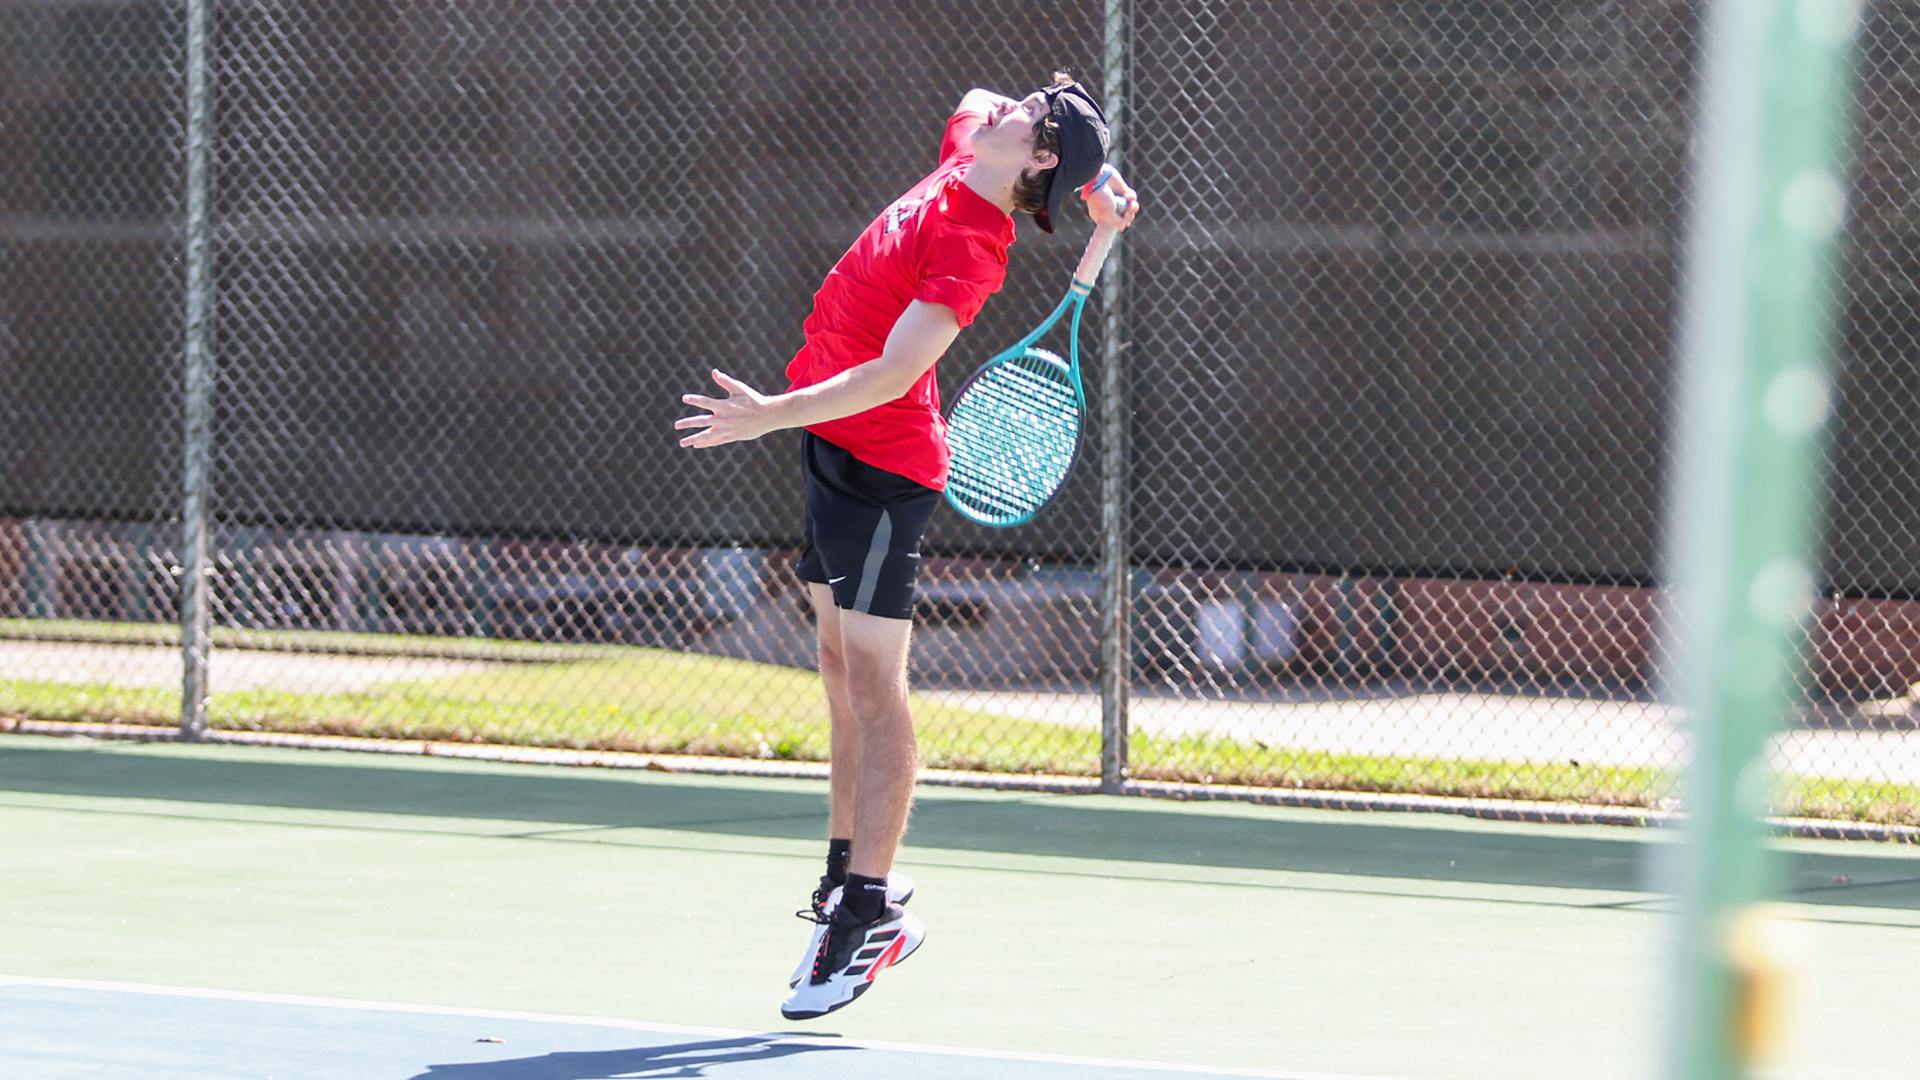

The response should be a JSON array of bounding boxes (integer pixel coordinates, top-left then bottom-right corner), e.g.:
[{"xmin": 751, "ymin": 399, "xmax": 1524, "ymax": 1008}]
[{"xmin": 0, "ymin": 973, "xmax": 1406, "ymax": 1080}]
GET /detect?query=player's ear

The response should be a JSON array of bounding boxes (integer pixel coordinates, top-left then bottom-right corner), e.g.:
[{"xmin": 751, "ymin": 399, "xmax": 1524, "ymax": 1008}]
[{"xmin": 1029, "ymin": 147, "xmax": 1059, "ymax": 171}]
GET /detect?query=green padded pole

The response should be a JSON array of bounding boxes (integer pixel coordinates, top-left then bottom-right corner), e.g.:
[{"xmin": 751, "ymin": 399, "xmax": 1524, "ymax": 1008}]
[{"xmin": 1661, "ymin": 2, "xmax": 1860, "ymax": 1078}]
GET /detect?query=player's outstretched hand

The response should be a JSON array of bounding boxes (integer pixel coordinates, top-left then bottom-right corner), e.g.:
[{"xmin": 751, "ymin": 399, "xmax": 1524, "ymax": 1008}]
[{"xmin": 676, "ymin": 369, "xmax": 774, "ymax": 448}]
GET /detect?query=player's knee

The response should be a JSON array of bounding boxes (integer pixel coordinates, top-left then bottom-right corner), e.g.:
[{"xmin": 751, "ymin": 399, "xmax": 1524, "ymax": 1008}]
[
  {"xmin": 817, "ymin": 636, "xmax": 848, "ymax": 679},
  {"xmin": 842, "ymin": 664, "xmax": 909, "ymax": 726}
]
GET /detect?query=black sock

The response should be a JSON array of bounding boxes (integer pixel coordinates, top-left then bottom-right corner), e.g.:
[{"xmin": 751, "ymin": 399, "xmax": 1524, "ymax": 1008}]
[
  {"xmin": 841, "ymin": 872, "xmax": 887, "ymax": 923},
  {"xmin": 825, "ymin": 838, "xmax": 852, "ymax": 887}
]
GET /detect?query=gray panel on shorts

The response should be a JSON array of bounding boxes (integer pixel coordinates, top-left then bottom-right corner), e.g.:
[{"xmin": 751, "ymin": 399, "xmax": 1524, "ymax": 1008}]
[{"xmin": 852, "ymin": 509, "xmax": 893, "ymax": 615}]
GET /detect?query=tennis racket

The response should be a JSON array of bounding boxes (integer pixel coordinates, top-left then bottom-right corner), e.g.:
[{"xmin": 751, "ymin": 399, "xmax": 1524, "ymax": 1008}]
[{"xmin": 943, "ymin": 191, "xmax": 1128, "ymax": 527}]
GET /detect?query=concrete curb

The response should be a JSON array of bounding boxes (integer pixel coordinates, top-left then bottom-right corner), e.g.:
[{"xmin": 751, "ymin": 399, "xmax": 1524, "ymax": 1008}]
[{"xmin": 3, "ymin": 716, "xmax": 1915, "ymax": 844}]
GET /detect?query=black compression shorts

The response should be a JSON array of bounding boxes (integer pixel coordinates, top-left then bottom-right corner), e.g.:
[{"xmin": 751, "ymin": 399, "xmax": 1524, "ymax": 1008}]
[{"xmin": 794, "ymin": 432, "xmax": 940, "ymax": 621}]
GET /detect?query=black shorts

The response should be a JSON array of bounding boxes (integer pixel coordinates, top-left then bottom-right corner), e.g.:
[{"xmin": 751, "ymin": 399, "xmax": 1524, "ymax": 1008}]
[{"xmin": 794, "ymin": 432, "xmax": 940, "ymax": 621}]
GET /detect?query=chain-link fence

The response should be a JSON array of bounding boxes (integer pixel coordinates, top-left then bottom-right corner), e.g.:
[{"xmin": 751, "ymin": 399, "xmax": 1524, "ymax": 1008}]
[{"xmin": 3, "ymin": 0, "xmax": 1919, "ymax": 825}]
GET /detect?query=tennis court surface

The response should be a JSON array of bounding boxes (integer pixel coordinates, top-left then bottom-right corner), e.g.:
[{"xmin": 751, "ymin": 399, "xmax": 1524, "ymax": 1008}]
[{"xmin": 2, "ymin": 733, "xmax": 1916, "ymax": 1079}]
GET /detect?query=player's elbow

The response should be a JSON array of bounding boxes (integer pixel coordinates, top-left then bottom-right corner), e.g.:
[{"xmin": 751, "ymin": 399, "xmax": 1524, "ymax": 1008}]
[
  {"xmin": 957, "ymin": 88, "xmax": 999, "ymax": 115},
  {"xmin": 868, "ymin": 355, "xmax": 933, "ymax": 403}
]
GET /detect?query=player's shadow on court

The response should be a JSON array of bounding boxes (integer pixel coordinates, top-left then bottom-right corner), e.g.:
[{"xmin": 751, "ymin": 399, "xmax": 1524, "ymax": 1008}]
[{"xmin": 409, "ymin": 1035, "xmax": 854, "ymax": 1078}]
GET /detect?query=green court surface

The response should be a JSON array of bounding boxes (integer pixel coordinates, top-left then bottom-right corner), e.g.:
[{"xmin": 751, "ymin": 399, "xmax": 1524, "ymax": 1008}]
[{"xmin": 1, "ymin": 734, "xmax": 1916, "ymax": 1079}]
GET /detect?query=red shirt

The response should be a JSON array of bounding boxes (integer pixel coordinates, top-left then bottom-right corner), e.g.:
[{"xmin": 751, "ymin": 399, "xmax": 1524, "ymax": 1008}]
[{"xmin": 784, "ymin": 110, "xmax": 1015, "ymax": 490}]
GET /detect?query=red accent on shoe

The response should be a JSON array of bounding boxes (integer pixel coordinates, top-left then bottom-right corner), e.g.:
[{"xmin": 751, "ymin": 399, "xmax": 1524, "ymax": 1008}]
[{"xmin": 862, "ymin": 933, "xmax": 908, "ymax": 982}]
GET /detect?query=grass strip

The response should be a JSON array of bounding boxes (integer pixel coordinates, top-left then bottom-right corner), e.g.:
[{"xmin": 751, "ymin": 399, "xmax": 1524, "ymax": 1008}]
[
  {"xmin": 3, "ymin": 654, "xmax": 1916, "ymax": 825},
  {"xmin": 1779, "ymin": 776, "xmax": 1920, "ymax": 829},
  {"xmin": 0, "ymin": 646, "xmax": 1096, "ymax": 775},
  {"xmin": 1126, "ymin": 738, "xmax": 1674, "ymax": 807}
]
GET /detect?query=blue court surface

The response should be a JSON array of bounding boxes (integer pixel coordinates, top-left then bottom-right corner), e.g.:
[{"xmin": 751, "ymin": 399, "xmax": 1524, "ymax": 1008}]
[{"xmin": 1, "ymin": 976, "xmax": 1346, "ymax": 1080}]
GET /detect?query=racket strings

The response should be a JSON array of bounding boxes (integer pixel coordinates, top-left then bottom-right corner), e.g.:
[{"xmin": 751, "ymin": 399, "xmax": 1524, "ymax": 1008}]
[{"xmin": 946, "ymin": 354, "xmax": 1082, "ymax": 524}]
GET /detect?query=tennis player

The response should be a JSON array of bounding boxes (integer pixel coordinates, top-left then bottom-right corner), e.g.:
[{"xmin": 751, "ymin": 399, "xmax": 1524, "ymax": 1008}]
[{"xmin": 675, "ymin": 72, "xmax": 1138, "ymax": 1020}]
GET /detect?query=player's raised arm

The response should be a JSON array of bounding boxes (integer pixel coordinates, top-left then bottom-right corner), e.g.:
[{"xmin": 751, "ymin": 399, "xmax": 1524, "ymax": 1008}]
[{"xmin": 956, "ymin": 87, "xmax": 1018, "ymax": 117}]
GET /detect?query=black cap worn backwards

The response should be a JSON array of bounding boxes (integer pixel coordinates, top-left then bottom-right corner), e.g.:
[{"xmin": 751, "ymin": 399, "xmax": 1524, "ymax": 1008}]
[{"xmin": 1032, "ymin": 80, "xmax": 1111, "ymax": 234}]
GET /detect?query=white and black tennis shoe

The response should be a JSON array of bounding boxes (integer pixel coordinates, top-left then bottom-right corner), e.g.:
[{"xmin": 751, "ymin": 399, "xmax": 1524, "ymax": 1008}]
[
  {"xmin": 780, "ymin": 902, "xmax": 925, "ymax": 1020},
  {"xmin": 788, "ymin": 872, "xmax": 915, "ymax": 988}
]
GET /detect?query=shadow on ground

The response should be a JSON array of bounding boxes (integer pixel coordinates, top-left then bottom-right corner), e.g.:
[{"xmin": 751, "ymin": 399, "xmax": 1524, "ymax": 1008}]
[
  {"xmin": 2, "ymin": 740, "xmax": 1916, "ymax": 909},
  {"xmin": 409, "ymin": 1036, "xmax": 852, "ymax": 1079}
]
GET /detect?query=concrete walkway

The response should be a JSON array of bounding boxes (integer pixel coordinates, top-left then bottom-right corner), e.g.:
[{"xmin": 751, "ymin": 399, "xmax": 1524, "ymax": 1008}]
[
  {"xmin": 927, "ymin": 687, "xmax": 1920, "ymax": 786},
  {"xmin": 0, "ymin": 639, "xmax": 509, "ymax": 694}
]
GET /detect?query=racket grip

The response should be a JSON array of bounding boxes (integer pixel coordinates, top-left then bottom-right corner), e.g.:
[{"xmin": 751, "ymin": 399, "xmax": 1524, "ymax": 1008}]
[
  {"xmin": 1074, "ymin": 164, "xmax": 1129, "ymax": 288},
  {"xmin": 1073, "ymin": 224, "xmax": 1122, "ymax": 290}
]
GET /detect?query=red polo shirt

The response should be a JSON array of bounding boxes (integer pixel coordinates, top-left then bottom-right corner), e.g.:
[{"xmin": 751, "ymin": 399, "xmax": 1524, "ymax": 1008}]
[{"xmin": 784, "ymin": 109, "xmax": 1015, "ymax": 491}]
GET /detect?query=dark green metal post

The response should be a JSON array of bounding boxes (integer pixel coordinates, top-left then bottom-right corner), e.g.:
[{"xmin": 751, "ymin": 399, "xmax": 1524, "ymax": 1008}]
[
  {"xmin": 178, "ymin": 0, "xmax": 215, "ymax": 739},
  {"xmin": 1098, "ymin": 0, "xmax": 1133, "ymax": 793}
]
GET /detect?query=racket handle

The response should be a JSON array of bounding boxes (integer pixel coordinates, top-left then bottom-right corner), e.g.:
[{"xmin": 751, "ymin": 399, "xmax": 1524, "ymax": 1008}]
[
  {"xmin": 1074, "ymin": 222, "xmax": 1123, "ymax": 290},
  {"xmin": 1074, "ymin": 165, "xmax": 1128, "ymax": 289}
]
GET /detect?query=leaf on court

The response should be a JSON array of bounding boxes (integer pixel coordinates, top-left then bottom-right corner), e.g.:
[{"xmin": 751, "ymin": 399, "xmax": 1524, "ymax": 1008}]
[{"xmin": 475, "ymin": 1036, "xmax": 506, "ymax": 1043}]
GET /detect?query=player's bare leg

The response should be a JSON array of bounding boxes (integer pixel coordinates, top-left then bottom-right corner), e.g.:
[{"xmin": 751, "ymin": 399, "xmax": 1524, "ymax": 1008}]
[
  {"xmin": 787, "ymin": 584, "xmax": 917, "ymax": 994},
  {"xmin": 782, "ymin": 590, "xmax": 926, "ymax": 1019},
  {"xmin": 813, "ymin": 585, "xmax": 918, "ymax": 884},
  {"xmin": 811, "ymin": 585, "xmax": 859, "ymax": 843},
  {"xmin": 835, "ymin": 606, "xmax": 918, "ymax": 881}
]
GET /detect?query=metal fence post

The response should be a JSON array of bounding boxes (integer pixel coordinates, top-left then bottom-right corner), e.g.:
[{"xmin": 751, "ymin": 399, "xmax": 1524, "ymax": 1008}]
[
  {"xmin": 178, "ymin": 0, "xmax": 214, "ymax": 740},
  {"xmin": 1097, "ymin": 0, "xmax": 1134, "ymax": 794},
  {"xmin": 23, "ymin": 519, "xmax": 54, "ymax": 621},
  {"xmin": 128, "ymin": 521, "xmax": 153, "ymax": 623},
  {"xmin": 1661, "ymin": 2, "xmax": 1860, "ymax": 1077}
]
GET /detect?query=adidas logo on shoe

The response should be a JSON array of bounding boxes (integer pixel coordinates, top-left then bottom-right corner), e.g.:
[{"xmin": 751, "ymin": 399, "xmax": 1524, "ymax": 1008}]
[
  {"xmin": 789, "ymin": 872, "xmax": 915, "ymax": 988},
  {"xmin": 780, "ymin": 902, "xmax": 925, "ymax": 1020}
]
